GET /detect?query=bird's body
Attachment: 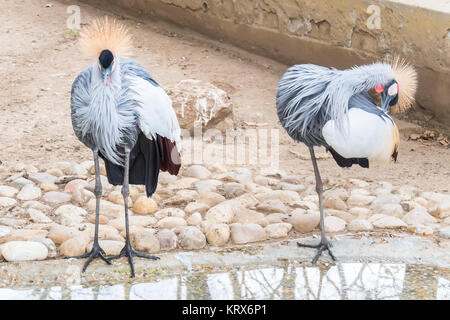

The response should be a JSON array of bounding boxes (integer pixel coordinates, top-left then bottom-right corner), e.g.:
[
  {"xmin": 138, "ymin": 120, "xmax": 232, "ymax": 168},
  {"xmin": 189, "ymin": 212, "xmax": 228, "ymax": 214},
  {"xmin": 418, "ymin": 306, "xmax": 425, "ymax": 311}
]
[
  {"xmin": 69, "ymin": 17, "xmax": 181, "ymax": 277},
  {"xmin": 71, "ymin": 59, "xmax": 181, "ymax": 196},
  {"xmin": 276, "ymin": 59, "xmax": 417, "ymax": 263}
]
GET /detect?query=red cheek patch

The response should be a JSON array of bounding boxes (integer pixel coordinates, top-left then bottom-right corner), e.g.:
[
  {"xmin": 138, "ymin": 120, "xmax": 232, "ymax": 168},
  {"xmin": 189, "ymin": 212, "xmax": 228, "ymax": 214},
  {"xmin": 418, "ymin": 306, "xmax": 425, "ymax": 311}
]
[{"xmin": 375, "ymin": 85, "xmax": 384, "ymax": 93}]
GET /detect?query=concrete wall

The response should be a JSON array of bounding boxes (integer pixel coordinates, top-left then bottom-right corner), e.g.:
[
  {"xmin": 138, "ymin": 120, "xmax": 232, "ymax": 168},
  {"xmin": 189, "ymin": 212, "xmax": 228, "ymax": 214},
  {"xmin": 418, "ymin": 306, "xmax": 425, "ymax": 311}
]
[{"xmin": 83, "ymin": 0, "xmax": 450, "ymax": 126}]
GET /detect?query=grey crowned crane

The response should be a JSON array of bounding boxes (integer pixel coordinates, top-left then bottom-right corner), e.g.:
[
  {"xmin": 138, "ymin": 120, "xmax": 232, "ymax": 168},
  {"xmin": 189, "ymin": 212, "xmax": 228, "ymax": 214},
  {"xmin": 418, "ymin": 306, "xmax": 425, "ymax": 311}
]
[
  {"xmin": 70, "ymin": 17, "xmax": 181, "ymax": 277},
  {"xmin": 276, "ymin": 58, "xmax": 417, "ymax": 264}
]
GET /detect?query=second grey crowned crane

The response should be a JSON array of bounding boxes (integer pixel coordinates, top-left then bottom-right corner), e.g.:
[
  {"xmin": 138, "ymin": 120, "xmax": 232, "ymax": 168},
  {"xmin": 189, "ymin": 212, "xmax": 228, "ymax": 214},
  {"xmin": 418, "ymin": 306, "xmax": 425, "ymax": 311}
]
[
  {"xmin": 70, "ymin": 17, "xmax": 181, "ymax": 277},
  {"xmin": 276, "ymin": 58, "xmax": 417, "ymax": 264}
]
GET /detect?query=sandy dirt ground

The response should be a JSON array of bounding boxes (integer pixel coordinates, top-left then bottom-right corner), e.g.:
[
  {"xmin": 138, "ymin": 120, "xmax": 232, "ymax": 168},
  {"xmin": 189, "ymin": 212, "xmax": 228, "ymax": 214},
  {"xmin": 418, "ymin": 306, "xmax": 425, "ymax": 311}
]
[{"xmin": 0, "ymin": 0, "xmax": 449, "ymax": 193}]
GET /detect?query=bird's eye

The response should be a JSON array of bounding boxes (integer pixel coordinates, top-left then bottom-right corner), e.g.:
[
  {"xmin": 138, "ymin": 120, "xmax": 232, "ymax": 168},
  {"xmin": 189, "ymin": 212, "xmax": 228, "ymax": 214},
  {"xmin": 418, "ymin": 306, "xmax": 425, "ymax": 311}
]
[
  {"xmin": 388, "ymin": 83, "xmax": 398, "ymax": 96},
  {"xmin": 374, "ymin": 85, "xmax": 384, "ymax": 93}
]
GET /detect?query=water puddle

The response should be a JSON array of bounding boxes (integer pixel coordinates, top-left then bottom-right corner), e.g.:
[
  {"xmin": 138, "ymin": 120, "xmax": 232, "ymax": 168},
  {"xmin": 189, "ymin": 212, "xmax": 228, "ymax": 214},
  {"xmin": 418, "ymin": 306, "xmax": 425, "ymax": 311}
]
[{"xmin": 0, "ymin": 262, "xmax": 448, "ymax": 300}]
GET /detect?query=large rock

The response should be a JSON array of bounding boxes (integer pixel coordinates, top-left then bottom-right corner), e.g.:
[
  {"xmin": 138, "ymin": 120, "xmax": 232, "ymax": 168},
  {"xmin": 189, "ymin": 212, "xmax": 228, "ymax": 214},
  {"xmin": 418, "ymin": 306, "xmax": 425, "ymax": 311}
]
[
  {"xmin": 374, "ymin": 203, "xmax": 404, "ymax": 218},
  {"xmin": 205, "ymin": 202, "xmax": 236, "ymax": 224},
  {"xmin": 439, "ymin": 226, "xmax": 450, "ymax": 239},
  {"xmin": 163, "ymin": 190, "xmax": 199, "ymax": 206},
  {"xmin": 0, "ymin": 229, "xmax": 48, "ymax": 243},
  {"xmin": 178, "ymin": 226, "xmax": 206, "ymax": 249},
  {"xmin": 222, "ymin": 182, "xmax": 246, "ymax": 199},
  {"xmin": 169, "ymin": 79, "xmax": 234, "ymax": 133},
  {"xmin": 59, "ymin": 235, "xmax": 90, "ymax": 256},
  {"xmin": 369, "ymin": 214, "xmax": 407, "ymax": 229},
  {"xmin": 83, "ymin": 224, "xmax": 120, "ymax": 239},
  {"xmin": 371, "ymin": 194, "xmax": 402, "ymax": 212},
  {"xmin": 86, "ymin": 199, "xmax": 124, "ymax": 218},
  {"xmin": 0, "ymin": 186, "xmax": 19, "ymax": 198},
  {"xmin": 107, "ymin": 190, "xmax": 132, "ymax": 206},
  {"xmin": 264, "ymin": 223, "xmax": 292, "ymax": 239},
  {"xmin": 324, "ymin": 196, "xmax": 348, "ymax": 211},
  {"xmin": 348, "ymin": 219, "xmax": 373, "ymax": 232},
  {"xmin": 30, "ymin": 238, "xmax": 57, "ymax": 258},
  {"xmin": 28, "ymin": 173, "xmax": 58, "ymax": 184},
  {"xmin": 131, "ymin": 230, "xmax": 160, "ymax": 253},
  {"xmin": 155, "ymin": 229, "xmax": 178, "ymax": 251},
  {"xmin": 87, "ymin": 240, "xmax": 124, "ymax": 256},
  {"xmin": 347, "ymin": 194, "xmax": 376, "ymax": 207},
  {"xmin": 187, "ymin": 212, "xmax": 203, "ymax": 226},
  {"xmin": 256, "ymin": 190, "xmax": 300, "ymax": 203},
  {"xmin": 0, "ymin": 226, "xmax": 12, "ymax": 238},
  {"xmin": 324, "ymin": 216, "xmax": 346, "ymax": 233},
  {"xmin": 156, "ymin": 217, "xmax": 187, "ymax": 229},
  {"xmin": 108, "ymin": 216, "xmax": 156, "ymax": 231},
  {"xmin": 1, "ymin": 241, "xmax": 48, "ymax": 261},
  {"xmin": 184, "ymin": 165, "xmax": 211, "ymax": 179},
  {"xmin": 41, "ymin": 191, "xmax": 72, "ymax": 205},
  {"xmin": 232, "ymin": 209, "xmax": 268, "ymax": 227},
  {"xmin": 185, "ymin": 202, "xmax": 209, "ymax": 215},
  {"xmin": 27, "ymin": 208, "xmax": 52, "ymax": 224},
  {"xmin": 16, "ymin": 185, "xmax": 41, "ymax": 201},
  {"xmin": 403, "ymin": 207, "xmax": 437, "ymax": 225},
  {"xmin": 256, "ymin": 199, "xmax": 288, "ymax": 214},
  {"xmin": 230, "ymin": 223, "xmax": 266, "ymax": 244},
  {"xmin": 55, "ymin": 205, "xmax": 87, "ymax": 227},
  {"xmin": 64, "ymin": 163, "xmax": 88, "ymax": 176},
  {"xmin": 48, "ymin": 224, "xmax": 83, "ymax": 244},
  {"xmin": 289, "ymin": 209, "xmax": 320, "ymax": 233},
  {"xmin": 11, "ymin": 177, "xmax": 34, "ymax": 189},
  {"xmin": 205, "ymin": 224, "xmax": 230, "ymax": 246},
  {"xmin": 0, "ymin": 197, "xmax": 17, "ymax": 207},
  {"xmin": 194, "ymin": 180, "xmax": 223, "ymax": 193},
  {"xmin": 197, "ymin": 192, "xmax": 226, "ymax": 207},
  {"xmin": 154, "ymin": 207, "xmax": 186, "ymax": 220}
]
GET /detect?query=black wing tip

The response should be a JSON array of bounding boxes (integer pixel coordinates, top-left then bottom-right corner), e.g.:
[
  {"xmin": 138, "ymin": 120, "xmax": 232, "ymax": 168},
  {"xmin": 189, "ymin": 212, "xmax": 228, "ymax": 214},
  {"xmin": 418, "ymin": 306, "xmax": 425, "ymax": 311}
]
[{"xmin": 328, "ymin": 148, "xmax": 369, "ymax": 169}]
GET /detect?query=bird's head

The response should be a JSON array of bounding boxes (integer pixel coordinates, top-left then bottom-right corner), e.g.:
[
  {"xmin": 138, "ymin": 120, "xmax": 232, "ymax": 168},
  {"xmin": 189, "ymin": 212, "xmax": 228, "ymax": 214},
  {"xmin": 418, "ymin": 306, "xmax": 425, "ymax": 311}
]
[
  {"xmin": 374, "ymin": 80, "xmax": 399, "ymax": 112},
  {"xmin": 373, "ymin": 57, "xmax": 418, "ymax": 113},
  {"xmin": 98, "ymin": 49, "xmax": 115, "ymax": 86},
  {"xmin": 79, "ymin": 16, "xmax": 132, "ymax": 85}
]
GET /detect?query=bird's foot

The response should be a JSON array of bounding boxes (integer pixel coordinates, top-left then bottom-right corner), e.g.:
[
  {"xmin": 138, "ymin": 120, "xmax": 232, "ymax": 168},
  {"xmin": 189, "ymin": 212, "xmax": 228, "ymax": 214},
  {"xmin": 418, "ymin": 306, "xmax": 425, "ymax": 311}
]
[
  {"xmin": 297, "ymin": 237, "xmax": 336, "ymax": 265},
  {"xmin": 109, "ymin": 242, "xmax": 159, "ymax": 278},
  {"xmin": 65, "ymin": 241, "xmax": 111, "ymax": 273}
]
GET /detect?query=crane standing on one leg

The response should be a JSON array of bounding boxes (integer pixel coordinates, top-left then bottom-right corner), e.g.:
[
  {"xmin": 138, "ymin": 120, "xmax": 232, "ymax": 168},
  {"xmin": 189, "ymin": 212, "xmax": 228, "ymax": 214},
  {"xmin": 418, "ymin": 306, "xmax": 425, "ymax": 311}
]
[
  {"xmin": 276, "ymin": 58, "xmax": 417, "ymax": 264},
  {"xmin": 69, "ymin": 17, "xmax": 181, "ymax": 277}
]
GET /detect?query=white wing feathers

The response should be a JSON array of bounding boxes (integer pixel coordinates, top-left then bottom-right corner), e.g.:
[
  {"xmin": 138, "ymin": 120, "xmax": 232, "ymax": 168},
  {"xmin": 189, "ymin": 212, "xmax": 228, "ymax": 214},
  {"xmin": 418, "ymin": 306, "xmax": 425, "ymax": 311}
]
[
  {"xmin": 322, "ymin": 108, "xmax": 395, "ymax": 162},
  {"xmin": 129, "ymin": 76, "xmax": 181, "ymax": 149}
]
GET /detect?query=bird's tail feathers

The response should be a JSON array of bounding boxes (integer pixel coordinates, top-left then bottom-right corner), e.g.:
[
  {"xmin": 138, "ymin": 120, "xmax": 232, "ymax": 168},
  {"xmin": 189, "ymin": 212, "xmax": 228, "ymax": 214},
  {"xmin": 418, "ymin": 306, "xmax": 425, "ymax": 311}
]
[{"xmin": 80, "ymin": 16, "xmax": 132, "ymax": 60}]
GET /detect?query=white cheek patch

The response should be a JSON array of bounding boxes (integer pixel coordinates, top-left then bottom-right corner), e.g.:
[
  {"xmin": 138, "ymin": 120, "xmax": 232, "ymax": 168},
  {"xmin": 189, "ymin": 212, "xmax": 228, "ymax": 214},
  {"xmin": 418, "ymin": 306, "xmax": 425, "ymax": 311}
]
[{"xmin": 388, "ymin": 83, "xmax": 398, "ymax": 96}]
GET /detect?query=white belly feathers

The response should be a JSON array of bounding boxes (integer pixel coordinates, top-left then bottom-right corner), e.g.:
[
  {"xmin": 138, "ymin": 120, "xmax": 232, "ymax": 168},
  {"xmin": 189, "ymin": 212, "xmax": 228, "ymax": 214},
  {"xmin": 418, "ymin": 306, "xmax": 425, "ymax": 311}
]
[{"xmin": 322, "ymin": 108, "xmax": 398, "ymax": 163}]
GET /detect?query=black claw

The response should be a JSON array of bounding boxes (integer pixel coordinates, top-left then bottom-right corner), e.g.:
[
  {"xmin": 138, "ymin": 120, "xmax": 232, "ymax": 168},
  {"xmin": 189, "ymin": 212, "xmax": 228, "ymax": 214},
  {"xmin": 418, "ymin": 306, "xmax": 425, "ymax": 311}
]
[
  {"xmin": 110, "ymin": 244, "xmax": 159, "ymax": 278},
  {"xmin": 297, "ymin": 238, "xmax": 337, "ymax": 264},
  {"xmin": 66, "ymin": 242, "xmax": 111, "ymax": 273}
]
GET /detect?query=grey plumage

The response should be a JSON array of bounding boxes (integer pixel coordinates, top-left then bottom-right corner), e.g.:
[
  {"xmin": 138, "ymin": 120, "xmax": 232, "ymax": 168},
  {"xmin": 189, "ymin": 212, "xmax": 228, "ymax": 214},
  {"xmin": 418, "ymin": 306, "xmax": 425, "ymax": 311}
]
[
  {"xmin": 71, "ymin": 60, "xmax": 158, "ymax": 166},
  {"xmin": 276, "ymin": 62, "xmax": 396, "ymax": 147}
]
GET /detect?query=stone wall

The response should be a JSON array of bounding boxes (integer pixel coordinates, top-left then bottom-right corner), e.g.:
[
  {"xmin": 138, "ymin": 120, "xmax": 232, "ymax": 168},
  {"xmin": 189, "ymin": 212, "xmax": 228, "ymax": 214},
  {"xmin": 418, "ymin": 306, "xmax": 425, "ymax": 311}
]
[{"xmin": 83, "ymin": 0, "xmax": 450, "ymax": 126}]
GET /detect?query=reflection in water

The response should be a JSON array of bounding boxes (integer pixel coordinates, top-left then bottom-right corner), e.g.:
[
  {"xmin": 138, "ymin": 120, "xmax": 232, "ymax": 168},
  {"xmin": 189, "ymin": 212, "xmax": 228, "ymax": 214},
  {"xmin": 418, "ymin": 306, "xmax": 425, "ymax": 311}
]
[{"xmin": 0, "ymin": 263, "xmax": 448, "ymax": 300}]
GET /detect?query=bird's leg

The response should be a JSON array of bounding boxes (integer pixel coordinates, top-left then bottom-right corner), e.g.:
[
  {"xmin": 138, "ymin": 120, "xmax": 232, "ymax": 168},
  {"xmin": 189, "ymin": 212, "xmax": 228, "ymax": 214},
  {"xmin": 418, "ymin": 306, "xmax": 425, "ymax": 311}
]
[
  {"xmin": 109, "ymin": 148, "xmax": 159, "ymax": 278},
  {"xmin": 66, "ymin": 150, "xmax": 111, "ymax": 272},
  {"xmin": 297, "ymin": 146, "xmax": 337, "ymax": 265}
]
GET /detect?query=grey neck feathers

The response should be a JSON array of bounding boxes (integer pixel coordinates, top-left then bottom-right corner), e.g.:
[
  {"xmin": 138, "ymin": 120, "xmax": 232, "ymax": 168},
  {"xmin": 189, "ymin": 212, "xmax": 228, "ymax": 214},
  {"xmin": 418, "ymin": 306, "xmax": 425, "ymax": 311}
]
[{"xmin": 79, "ymin": 61, "xmax": 138, "ymax": 165}]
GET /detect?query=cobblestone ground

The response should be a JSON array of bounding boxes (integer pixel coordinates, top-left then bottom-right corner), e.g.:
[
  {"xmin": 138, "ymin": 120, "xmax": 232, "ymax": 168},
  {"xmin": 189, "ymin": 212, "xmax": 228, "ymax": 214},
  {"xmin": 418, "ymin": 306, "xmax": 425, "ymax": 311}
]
[{"xmin": 0, "ymin": 160, "xmax": 449, "ymax": 262}]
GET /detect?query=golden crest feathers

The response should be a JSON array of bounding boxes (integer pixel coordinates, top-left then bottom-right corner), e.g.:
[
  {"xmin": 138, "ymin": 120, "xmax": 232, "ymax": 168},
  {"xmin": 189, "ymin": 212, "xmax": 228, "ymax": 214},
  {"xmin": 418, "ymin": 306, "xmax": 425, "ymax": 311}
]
[
  {"xmin": 386, "ymin": 56, "xmax": 418, "ymax": 113},
  {"xmin": 80, "ymin": 16, "xmax": 132, "ymax": 59}
]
